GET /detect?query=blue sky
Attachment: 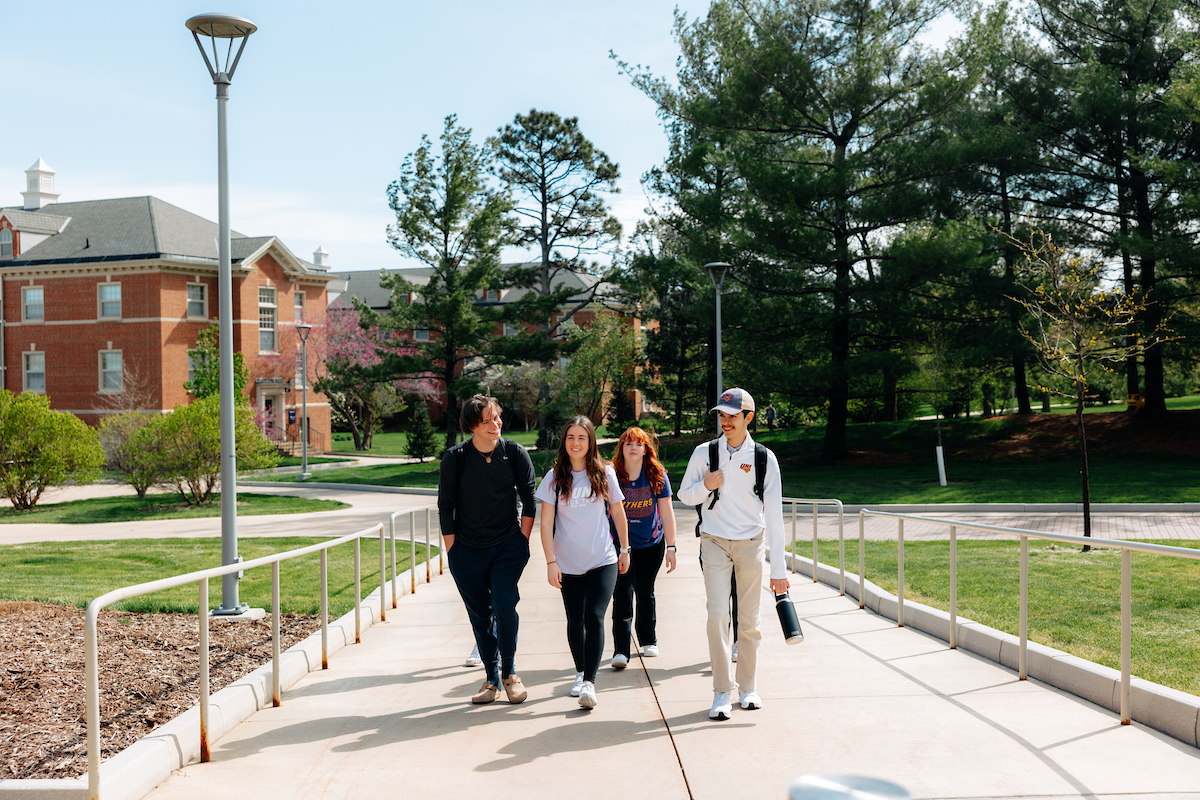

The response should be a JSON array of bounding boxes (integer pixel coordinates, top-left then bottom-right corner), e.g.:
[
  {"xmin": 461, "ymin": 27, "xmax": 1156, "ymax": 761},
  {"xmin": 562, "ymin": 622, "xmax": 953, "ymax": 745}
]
[{"xmin": 2, "ymin": 1, "xmax": 958, "ymax": 274}]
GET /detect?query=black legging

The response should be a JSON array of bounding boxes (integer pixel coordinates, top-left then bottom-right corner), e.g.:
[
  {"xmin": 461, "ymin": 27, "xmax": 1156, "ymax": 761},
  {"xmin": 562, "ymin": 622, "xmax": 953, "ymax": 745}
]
[
  {"xmin": 560, "ymin": 563, "xmax": 619, "ymax": 683},
  {"xmin": 612, "ymin": 539, "xmax": 666, "ymax": 657}
]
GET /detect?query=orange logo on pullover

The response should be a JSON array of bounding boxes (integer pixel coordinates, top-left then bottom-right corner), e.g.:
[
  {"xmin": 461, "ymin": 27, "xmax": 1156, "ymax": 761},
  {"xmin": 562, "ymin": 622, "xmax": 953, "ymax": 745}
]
[{"xmin": 739, "ymin": 463, "xmax": 752, "ymax": 473}]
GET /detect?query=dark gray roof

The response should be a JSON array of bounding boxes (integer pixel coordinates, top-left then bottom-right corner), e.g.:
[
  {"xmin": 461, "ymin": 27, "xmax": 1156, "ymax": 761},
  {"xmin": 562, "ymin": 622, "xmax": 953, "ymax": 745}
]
[
  {"xmin": 331, "ymin": 264, "xmax": 615, "ymax": 310},
  {"xmin": 0, "ymin": 208, "xmax": 70, "ymax": 235}
]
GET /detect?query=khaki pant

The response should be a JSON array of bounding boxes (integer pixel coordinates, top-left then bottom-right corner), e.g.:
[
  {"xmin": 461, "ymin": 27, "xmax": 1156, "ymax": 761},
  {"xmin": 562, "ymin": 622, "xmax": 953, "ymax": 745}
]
[{"xmin": 700, "ymin": 531, "xmax": 764, "ymax": 693}]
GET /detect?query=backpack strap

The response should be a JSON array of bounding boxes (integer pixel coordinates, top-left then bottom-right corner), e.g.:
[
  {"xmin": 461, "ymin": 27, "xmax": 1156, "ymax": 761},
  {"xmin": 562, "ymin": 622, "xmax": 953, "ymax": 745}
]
[
  {"xmin": 552, "ymin": 478, "xmax": 560, "ymax": 538},
  {"xmin": 753, "ymin": 443, "xmax": 768, "ymax": 504},
  {"xmin": 694, "ymin": 437, "xmax": 722, "ymax": 537}
]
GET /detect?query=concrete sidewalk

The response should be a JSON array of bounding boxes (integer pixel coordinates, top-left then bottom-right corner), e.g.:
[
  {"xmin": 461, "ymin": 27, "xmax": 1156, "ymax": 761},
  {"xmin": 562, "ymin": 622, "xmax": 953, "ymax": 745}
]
[{"xmin": 139, "ymin": 529, "xmax": 1200, "ymax": 800}]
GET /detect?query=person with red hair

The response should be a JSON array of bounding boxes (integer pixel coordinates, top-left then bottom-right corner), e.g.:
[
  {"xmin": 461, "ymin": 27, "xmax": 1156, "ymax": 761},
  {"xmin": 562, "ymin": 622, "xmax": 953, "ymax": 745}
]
[{"xmin": 609, "ymin": 426, "xmax": 677, "ymax": 669}]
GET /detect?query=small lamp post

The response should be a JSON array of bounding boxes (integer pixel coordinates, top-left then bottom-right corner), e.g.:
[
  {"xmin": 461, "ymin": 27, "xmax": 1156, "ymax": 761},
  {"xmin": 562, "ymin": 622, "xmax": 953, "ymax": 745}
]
[
  {"xmin": 705, "ymin": 262, "xmax": 734, "ymax": 401},
  {"xmin": 186, "ymin": 12, "xmax": 257, "ymax": 615},
  {"xmin": 295, "ymin": 323, "xmax": 314, "ymax": 480}
]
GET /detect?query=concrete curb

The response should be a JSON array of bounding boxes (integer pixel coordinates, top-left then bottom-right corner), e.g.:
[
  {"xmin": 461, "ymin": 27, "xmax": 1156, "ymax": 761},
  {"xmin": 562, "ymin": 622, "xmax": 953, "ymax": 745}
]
[
  {"xmin": 784, "ymin": 551, "xmax": 1200, "ymax": 748},
  {"xmin": 0, "ymin": 558, "xmax": 439, "ymax": 800},
  {"xmin": 803, "ymin": 502, "xmax": 1200, "ymax": 514}
]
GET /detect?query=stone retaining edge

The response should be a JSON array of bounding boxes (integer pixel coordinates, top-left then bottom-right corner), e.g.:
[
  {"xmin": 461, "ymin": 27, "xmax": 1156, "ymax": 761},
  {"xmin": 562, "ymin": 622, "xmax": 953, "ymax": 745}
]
[
  {"xmin": 784, "ymin": 551, "xmax": 1200, "ymax": 748},
  {"xmin": 0, "ymin": 559, "xmax": 436, "ymax": 800}
]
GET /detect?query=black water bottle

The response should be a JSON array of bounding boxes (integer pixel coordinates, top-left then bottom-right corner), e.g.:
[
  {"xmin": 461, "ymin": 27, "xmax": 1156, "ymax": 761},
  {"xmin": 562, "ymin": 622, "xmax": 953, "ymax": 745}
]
[{"xmin": 776, "ymin": 593, "xmax": 804, "ymax": 644}]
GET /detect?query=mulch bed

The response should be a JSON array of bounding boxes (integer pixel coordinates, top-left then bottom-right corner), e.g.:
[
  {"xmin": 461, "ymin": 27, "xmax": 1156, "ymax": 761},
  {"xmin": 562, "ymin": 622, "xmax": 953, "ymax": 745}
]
[{"xmin": 0, "ymin": 601, "xmax": 319, "ymax": 780}]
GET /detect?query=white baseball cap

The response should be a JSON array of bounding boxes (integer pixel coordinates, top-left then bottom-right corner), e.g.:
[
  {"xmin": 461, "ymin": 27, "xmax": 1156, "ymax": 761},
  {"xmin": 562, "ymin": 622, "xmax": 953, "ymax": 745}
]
[{"xmin": 711, "ymin": 388, "xmax": 755, "ymax": 415}]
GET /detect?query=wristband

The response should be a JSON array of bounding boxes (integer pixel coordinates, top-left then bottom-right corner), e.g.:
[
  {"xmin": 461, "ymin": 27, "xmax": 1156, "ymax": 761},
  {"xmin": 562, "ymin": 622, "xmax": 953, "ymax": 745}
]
[
  {"xmin": 546, "ymin": 560, "xmax": 556, "ymax": 565},
  {"xmin": 620, "ymin": 547, "xmax": 631, "ymax": 554},
  {"xmin": 666, "ymin": 545, "xmax": 677, "ymax": 551}
]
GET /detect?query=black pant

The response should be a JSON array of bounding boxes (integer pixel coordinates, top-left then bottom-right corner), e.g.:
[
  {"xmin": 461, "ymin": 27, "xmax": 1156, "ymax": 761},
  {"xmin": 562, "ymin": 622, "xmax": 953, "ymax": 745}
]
[
  {"xmin": 611, "ymin": 539, "xmax": 665, "ymax": 657},
  {"xmin": 448, "ymin": 532, "xmax": 530, "ymax": 686},
  {"xmin": 560, "ymin": 563, "xmax": 619, "ymax": 683}
]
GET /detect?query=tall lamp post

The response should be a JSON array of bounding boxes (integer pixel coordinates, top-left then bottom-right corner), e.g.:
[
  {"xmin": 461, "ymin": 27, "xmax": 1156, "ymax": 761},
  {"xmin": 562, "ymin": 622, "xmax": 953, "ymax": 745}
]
[
  {"xmin": 296, "ymin": 323, "xmax": 314, "ymax": 480},
  {"xmin": 705, "ymin": 262, "xmax": 734, "ymax": 402},
  {"xmin": 186, "ymin": 12, "xmax": 257, "ymax": 616}
]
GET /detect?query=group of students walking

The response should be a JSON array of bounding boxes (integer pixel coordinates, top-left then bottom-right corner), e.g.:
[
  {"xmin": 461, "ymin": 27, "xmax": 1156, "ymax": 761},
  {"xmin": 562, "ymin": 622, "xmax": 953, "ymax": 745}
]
[{"xmin": 437, "ymin": 388, "xmax": 788, "ymax": 719}]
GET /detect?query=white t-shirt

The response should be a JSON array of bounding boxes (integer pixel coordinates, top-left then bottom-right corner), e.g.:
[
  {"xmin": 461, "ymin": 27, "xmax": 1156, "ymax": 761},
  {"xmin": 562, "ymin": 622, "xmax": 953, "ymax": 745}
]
[{"xmin": 535, "ymin": 465, "xmax": 624, "ymax": 576}]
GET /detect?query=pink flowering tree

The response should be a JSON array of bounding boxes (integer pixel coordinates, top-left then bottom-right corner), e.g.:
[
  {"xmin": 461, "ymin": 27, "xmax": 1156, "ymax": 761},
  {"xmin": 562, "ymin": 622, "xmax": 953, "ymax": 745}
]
[{"xmin": 313, "ymin": 307, "xmax": 434, "ymax": 450}]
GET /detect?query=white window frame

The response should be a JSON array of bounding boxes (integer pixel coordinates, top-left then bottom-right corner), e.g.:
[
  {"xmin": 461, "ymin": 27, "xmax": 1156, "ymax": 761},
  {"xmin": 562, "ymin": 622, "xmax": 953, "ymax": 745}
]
[
  {"xmin": 99, "ymin": 350, "xmax": 123, "ymax": 393},
  {"xmin": 22, "ymin": 286, "xmax": 44, "ymax": 322},
  {"xmin": 23, "ymin": 351, "xmax": 45, "ymax": 393},
  {"xmin": 98, "ymin": 282, "xmax": 121, "ymax": 320},
  {"xmin": 414, "ymin": 324, "xmax": 430, "ymax": 342},
  {"xmin": 187, "ymin": 349, "xmax": 198, "ymax": 387},
  {"xmin": 503, "ymin": 322, "xmax": 519, "ymax": 337},
  {"xmin": 259, "ymin": 286, "xmax": 278, "ymax": 353},
  {"xmin": 187, "ymin": 283, "xmax": 208, "ymax": 320},
  {"xmin": 0, "ymin": 229, "xmax": 12, "ymax": 257},
  {"xmin": 294, "ymin": 290, "xmax": 306, "ymax": 323}
]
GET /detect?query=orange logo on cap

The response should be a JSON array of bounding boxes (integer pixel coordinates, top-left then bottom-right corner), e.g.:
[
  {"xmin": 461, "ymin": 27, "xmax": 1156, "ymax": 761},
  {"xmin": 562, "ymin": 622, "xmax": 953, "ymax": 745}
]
[
  {"xmin": 721, "ymin": 392, "xmax": 734, "ymax": 403},
  {"xmin": 740, "ymin": 463, "xmax": 752, "ymax": 473}
]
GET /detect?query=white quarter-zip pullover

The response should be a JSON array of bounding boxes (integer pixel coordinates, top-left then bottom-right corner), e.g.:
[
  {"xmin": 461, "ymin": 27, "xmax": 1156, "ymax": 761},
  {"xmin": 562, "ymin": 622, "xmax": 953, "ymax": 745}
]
[{"xmin": 677, "ymin": 432, "xmax": 787, "ymax": 580}]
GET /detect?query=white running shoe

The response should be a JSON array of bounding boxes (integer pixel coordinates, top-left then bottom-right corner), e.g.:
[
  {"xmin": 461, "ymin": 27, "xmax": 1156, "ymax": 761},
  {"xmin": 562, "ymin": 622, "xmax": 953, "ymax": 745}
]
[
  {"xmin": 578, "ymin": 681, "xmax": 597, "ymax": 709},
  {"xmin": 642, "ymin": 644, "xmax": 659, "ymax": 657},
  {"xmin": 739, "ymin": 690, "xmax": 762, "ymax": 710},
  {"xmin": 465, "ymin": 644, "xmax": 482, "ymax": 667},
  {"xmin": 709, "ymin": 691, "xmax": 732, "ymax": 720},
  {"xmin": 611, "ymin": 654, "xmax": 629, "ymax": 670},
  {"xmin": 570, "ymin": 671, "xmax": 585, "ymax": 697}
]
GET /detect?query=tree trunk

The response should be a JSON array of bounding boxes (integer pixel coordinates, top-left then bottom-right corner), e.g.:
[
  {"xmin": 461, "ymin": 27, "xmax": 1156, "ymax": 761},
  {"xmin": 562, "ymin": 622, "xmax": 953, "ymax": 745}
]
[
  {"xmin": 883, "ymin": 367, "xmax": 898, "ymax": 422},
  {"xmin": 1077, "ymin": 382, "xmax": 1092, "ymax": 551},
  {"xmin": 1130, "ymin": 144, "xmax": 1167, "ymax": 419},
  {"xmin": 1000, "ymin": 175, "xmax": 1032, "ymax": 414}
]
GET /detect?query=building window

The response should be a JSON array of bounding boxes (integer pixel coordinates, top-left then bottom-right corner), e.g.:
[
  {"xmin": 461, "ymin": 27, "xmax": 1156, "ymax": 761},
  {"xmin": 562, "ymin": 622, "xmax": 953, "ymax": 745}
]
[
  {"xmin": 187, "ymin": 350, "xmax": 198, "ymax": 386},
  {"xmin": 0, "ymin": 230, "xmax": 11, "ymax": 257},
  {"xmin": 259, "ymin": 287, "xmax": 277, "ymax": 352},
  {"xmin": 294, "ymin": 290, "xmax": 306, "ymax": 323},
  {"xmin": 187, "ymin": 284, "xmax": 207, "ymax": 319},
  {"xmin": 98, "ymin": 283, "xmax": 121, "ymax": 319},
  {"xmin": 22, "ymin": 287, "xmax": 43, "ymax": 321},
  {"xmin": 23, "ymin": 352, "xmax": 45, "ymax": 393},
  {"xmin": 295, "ymin": 348, "xmax": 306, "ymax": 390},
  {"xmin": 100, "ymin": 350, "xmax": 123, "ymax": 392},
  {"xmin": 504, "ymin": 322, "xmax": 519, "ymax": 337},
  {"xmin": 414, "ymin": 324, "xmax": 430, "ymax": 342}
]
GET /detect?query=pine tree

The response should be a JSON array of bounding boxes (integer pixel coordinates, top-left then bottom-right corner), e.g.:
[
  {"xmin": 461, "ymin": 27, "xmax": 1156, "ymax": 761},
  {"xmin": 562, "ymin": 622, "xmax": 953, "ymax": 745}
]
[{"xmin": 405, "ymin": 403, "xmax": 439, "ymax": 462}]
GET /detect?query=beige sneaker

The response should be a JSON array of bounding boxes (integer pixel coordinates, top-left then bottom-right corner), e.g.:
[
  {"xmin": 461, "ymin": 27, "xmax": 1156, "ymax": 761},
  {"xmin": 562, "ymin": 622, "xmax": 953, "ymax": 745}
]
[
  {"xmin": 502, "ymin": 674, "xmax": 528, "ymax": 703},
  {"xmin": 472, "ymin": 681, "xmax": 501, "ymax": 704}
]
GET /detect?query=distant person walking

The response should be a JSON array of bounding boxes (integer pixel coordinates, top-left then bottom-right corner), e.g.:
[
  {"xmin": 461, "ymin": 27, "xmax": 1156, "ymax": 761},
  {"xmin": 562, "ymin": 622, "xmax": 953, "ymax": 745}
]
[
  {"xmin": 678, "ymin": 388, "xmax": 789, "ymax": 721},
  {"xmin": 439, "ymin": 395, "xmax": 536, "ymax": 705},
  {"xmin": 609, "ymin": 426, "xmax": 677, "ymax": 669},
  {"xmin": 764, "ymin": 402, "xmax": 777, "ymax": 432},
  {"xmin": 537, "ymin": 416, "xmax": 630, "ymax": 709}
]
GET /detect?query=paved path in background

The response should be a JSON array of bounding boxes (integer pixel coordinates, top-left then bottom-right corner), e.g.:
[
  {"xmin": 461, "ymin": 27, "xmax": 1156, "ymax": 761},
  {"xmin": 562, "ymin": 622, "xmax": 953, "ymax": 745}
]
[{"xmin": 138, "ymin": 518, "xmax": 1200, "ymax": 800}]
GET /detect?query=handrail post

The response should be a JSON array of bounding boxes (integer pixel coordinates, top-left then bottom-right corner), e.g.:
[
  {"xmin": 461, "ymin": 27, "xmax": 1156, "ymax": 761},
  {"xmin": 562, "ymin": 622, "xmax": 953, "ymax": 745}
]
[
  {"xmin": 320, "ymin": 549, "xmax": 329, "ymax": 670},
  {"xmin": 838, "ymin": 503, "xmax": 845, "ymax": 596},
  {"xmin": 897, "ymin": 518, "xmax": 905, "ymax": 627},
  {"xmin": 410, "ymin": 513, "xmax": 417, "ymax": 594},
  {"xmin": 379, "ymin": 528, "xmax": 387, "ymax": 623},
  {"xmin": 390, "ymin": 515, "xmax": 398, "ymax": 609},
  {"xmin": 433, "ymin": 508, "xmax": 442, "ymax": 575},
  {"xmin": 425, "ymin": 510, "xmax": 431, "ymax": 584},
  {"xmin": 811, "ymin": 502, "xmax": 818, "ymax": 582},
  {"xmin": 354, "ymin": 537, "xmax": 362, "ymax": 644},
  {"xmin": 1019, "ymin": 535, "xmax": 1028, "ymax": 680},
  {"xmin": 791, "ymin": 500, "xmax": 797, "ymax": 574},
  {"xmin": 1121, "ymin": 548, "xmax": 1131, "ymax": 724},
  {"xmin": 858, "ymin": 510, "xmax": 865, "ymax": 609},
  {"xmin": 272, "ymin": 561, "xmax": 281, "ymax": 707},
  {"xmin": 199, "ymin": 578, "xmax": 210, "ymax": 762},
  {"xmin": 86, "ymin": 605, "xmax": 100, "ymax": 800},
  {"xmin": 949, "ymin": 525, "xmax": 957, "ymax": 649}
]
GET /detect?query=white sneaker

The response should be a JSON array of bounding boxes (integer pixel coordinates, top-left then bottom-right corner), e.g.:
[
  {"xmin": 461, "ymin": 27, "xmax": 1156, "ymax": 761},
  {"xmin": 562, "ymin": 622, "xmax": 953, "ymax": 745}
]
[
  {"xmin": 642, "ymin": 645, "xmax": 659, "ymax": 657},
  {"xmin": 465, "ymin": 644, "xmax": 482, "ymax": 667},
  {"xmin": 611, "ymin": 653, "xmax": 628, "ymax": 670},
  {"xmin": 739, "ymin": 690, "xmax": 762, "ymax": 710},
  {"xmin": 578, "ymin": 681, "xmax": 597, "ymax": 709},
  {"xmin": 709, "ymin": 691, "xmax": 732, "ymax": 720},
  {"xmin": 732, "ymin": 642, "xmax": 739, "ymax": 662},
  {"xmin": 570, "ymin": 671, "xmax": 585, "ymax": 697}
]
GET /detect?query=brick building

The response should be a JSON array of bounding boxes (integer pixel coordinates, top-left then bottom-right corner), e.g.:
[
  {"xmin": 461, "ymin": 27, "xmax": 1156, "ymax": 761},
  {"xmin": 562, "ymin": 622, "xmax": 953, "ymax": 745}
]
[{"xmin": 0, "ymin": 159, "xmax": 337, "ymax": 451}]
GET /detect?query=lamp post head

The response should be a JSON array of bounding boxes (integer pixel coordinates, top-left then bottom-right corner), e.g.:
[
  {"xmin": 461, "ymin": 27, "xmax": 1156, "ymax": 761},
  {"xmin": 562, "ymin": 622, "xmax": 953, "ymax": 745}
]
[
  {"xmin": 296, "ymin": 323, "xmax": 314, "ymax": 345},
  {"xmin": 186, "ymin": 13, "xmax": 257, "ymax": 85},
  {"xmin": 705, "ymin": 261, "xmax": 734, "ymax": 288}
]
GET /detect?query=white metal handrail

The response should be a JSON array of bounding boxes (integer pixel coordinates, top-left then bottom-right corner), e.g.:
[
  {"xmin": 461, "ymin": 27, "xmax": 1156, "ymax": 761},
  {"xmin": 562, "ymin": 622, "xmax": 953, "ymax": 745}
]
[
  {"xmin": 390, "ymin": 506, "xmax": 442, "ymax": 598},
  {"xmin": 784, "ymin": 498, "xmax": 846, "ymax": 595},
  {"xmin": 856, "ymin": 508, "xmax": 1200, "ymax": 727},
  {"xmin": 84, "ymin": 503, "xmax": 439, "ymax": 800}
]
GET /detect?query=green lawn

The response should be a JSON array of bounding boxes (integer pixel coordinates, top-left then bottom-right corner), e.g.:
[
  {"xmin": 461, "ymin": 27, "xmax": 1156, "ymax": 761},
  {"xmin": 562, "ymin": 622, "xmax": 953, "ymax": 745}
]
[
  {"xmin": 797, "ymin": 538, "xmax": 1200, "ymax": 696},
  {"xmin": 331, "ymin": 428, "xmax": 541, "ymax": 456},
  {"xmin": 0, "ymin": 537, "xmax": 438, "ymax": 617},
  {"xmin": 274, "ymin": 455, "xmax": 353, "ymax": 467},
  {"xmin": 0, "ymin": 493, "xmax": 348, "ymax": 524}
]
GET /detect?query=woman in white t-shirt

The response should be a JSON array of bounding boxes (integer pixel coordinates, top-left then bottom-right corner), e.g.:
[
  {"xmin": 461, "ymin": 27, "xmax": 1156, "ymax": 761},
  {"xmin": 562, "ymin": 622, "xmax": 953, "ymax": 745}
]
[{"xmin": 537, "ymin": 416, "xmax": 630, "ymax": 709}]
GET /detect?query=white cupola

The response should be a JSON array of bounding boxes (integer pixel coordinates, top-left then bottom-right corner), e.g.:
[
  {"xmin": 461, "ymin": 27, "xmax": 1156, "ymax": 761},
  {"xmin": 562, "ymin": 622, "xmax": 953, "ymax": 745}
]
[
  {"xmin": 312, "ymin": 246, "xmax": 330, "ymax": 268},
  {"xmin": 22, "ymin": 158, "xmax": 60, "ymax": 210}
]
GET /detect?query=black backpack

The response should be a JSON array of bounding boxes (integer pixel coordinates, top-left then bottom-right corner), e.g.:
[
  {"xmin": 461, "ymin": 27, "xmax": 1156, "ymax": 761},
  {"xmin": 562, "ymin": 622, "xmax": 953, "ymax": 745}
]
[
  {"xmin": 451, "ymin": 437, "xmax": 522, "ymax": 484},
  {"xmin": 695, "ymin": 438, "xmax": 768, "ymax": 537}
]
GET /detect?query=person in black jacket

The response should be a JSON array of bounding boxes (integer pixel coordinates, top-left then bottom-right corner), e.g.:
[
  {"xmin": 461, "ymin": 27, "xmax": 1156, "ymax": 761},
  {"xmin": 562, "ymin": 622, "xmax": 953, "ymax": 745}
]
[{"xmin": 439, "ymin": 395, "xmax": 537, "ymax": 705}]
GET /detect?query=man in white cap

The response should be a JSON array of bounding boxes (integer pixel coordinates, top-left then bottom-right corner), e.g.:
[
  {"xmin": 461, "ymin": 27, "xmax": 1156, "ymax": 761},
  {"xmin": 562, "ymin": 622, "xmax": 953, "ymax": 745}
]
[{"xmin": 678, "ymin": 387, "xmax": 789, "ymax": 720}]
